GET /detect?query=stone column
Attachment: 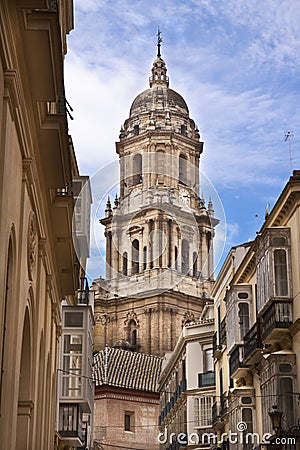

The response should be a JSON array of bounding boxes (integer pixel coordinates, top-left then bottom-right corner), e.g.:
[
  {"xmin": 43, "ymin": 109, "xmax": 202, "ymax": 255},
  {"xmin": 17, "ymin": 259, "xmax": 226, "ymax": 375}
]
[
  {"xmin": 147, "ymin": 220, "xmax": 153, "ymax": 269},
  {"xmin": 201, "ymin": 229, "xmax": 208, "ymax": 279},
  {"xmin": 207, "ymin": 231, "xmax": 214, "ymax": 280},
  {"xmin": 105, "ymin": 230, "xmax": 112, "ymax": 279},
  {"xmin": 153, "ymin": 219, "xmax": 160, "ymax": 269},
  {"xmin": 168, "ymin": 219, "xmax": 172, "ymax": 268},
  {"xmin": 111, "ymin": 231, "xmax": 119, "ymax": 277},
  {"xmin": 161, "ymin": 219, "xmax": 168, "ymax": 268}
]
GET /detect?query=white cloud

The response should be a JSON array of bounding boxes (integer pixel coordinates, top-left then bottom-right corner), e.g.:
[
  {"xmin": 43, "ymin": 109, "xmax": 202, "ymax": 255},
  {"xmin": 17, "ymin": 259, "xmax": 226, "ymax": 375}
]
[{"xmin": 66, "ymin": 0, "xmax": 300, "ymax": 270}]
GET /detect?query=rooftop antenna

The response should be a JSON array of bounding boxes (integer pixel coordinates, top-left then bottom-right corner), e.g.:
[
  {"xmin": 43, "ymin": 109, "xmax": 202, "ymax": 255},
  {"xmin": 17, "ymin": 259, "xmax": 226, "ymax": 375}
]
[
  {"xmin": 284, "ymin": 131, "xmax": 294, "ymax": 172},
  {"xmin": 156, "ymin": 26, "xmax": 162, "ymax": 58}
]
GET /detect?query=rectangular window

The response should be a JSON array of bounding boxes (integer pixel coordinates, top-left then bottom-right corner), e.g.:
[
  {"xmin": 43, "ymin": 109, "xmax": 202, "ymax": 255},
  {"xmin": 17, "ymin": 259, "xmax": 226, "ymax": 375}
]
[
  {"xmin": 279, "ymin": 377, "xmax": 294, "ymax": 429},
  {"xmin": 62, "ymin": 334, "xmax": 83, "ymax": 397},
  {"xmin": 274, "ymin": 249, "xmax": 288, "ymax": 296},
  {"xmin": 238, "ymin": 303, "xmax": 250, "ymax": 340},
  {"xmin": 124, "ymin": 411, "xmax": 135, "ymax": 432},
  {"xmin": 204, "ymin": 348, "xmax": 214, "ymax": 372},
  {"xmin": 194, "ymin": 397, "xmax": 213, "ymax": 428},
  {"xmin": 242, "ymin": 407, "xmax": 253, "ymax": 433},
  {"xmin": 64, "ymin": 311, "xmax": 83, "ymax": 328}
]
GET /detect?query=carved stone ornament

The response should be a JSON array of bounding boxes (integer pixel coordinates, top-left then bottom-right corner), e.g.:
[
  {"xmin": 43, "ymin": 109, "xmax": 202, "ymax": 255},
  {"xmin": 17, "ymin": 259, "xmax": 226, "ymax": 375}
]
[
  {"xmin": 182, "ymin": 311, "xmax": 195, "ymax": 326},
  {"xmin": 27, "ymin": 213, "xmax": 37, "ymax": 280},
  {"xmin": 124, "ymin": 311, "xmax": 139, "ymax": 328}
]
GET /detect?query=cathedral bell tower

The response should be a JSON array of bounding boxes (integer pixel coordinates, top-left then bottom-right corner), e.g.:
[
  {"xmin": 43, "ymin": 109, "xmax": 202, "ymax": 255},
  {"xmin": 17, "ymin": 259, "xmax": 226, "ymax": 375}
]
[{"xmin": 93, "ymin": 37, "xmax": 219, "ymax": 356}]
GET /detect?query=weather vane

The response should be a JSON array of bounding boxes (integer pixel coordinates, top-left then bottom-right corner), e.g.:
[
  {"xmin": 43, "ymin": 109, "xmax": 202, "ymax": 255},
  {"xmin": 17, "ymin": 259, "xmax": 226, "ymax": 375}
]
[{"xmin": 156, "ymin": 26, "xmax": 162, "ymax": 58}]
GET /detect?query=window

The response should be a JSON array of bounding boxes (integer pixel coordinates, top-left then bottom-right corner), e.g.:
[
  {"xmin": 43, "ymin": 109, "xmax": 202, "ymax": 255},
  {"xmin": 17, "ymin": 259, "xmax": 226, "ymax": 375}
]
[
  {"xmin": 181, "ymin": 239, "xmax": 189, "ymax": 274},
  {"xmin": 279, "ymin": 377, "xmax": 294, "ymax": 429},
  {"xmin": 279, "ymin": 364, "xmax": 292, "ymax": 373},
  {"xmin": 194, "ymin": 396, "xmax": 213, "ymax": 428},
  {"xmin": 238, "ymin": 303, "xmax": 250, "ymax": 340},
  {"xmin": 242, "ymin": 407, "xmax": 253, "ymax": 433},
  {"xmin": 181, "ymin": 124, "xmax": 187, "ymax": 136},
  {"xmin": 132, "ymin": 329, "xmax": 137, "ymax": 346},
  {"xmin": 143, "ymin": 246, "xmax": 147, "ymax": 271},
  {"xmin": 193, "ymin": 252, "xmax": 198, "ymax": 277},
  {"xmin": 128, "ymin": 319, "xmax": 137, "ymax": 346},
  {"xmin": 122, "ymin": 252, "xmax": 128, "ymax": 276},
  {"xmin": 274, "ymin": 249, "xmax": 288, "ymax": 296},
  {"xmin": 204, "ymin": 349, "xmax": 214, "ymax": 372},
  {"xmin": 124, "ymin": 411, "xmax": 135, "ymax": 432},
  {"xmin": 179, "ymin": 154, "xmax": 187, "ymax": 185},
  {"xmin": 219, "ymin": 368, "xmax": 223, "ymax": 396},
  {"xmin": 174, "ymin": 246, "xmax": 178, "ymax": 270},
  {"xmin": 132, "ymin": 239, "xmax": 139, "ymax": 275},
  {"xmin": 133, "ymin": 125, "xmax": 139, "ymax": 136},
  {"xmin": 64, "ymin": 312, "xmax": 83, "ymax": 328},
  {"xmin": 182, "ymin": 359, "xmax": 186, "ymax": 381},
  {"xmin": 132, "ymin": 154, "xmax": 142, "ymax": 185},
  {"xmin": 62, "ymin": 334, "xmax": 82, "ymax": 397}
]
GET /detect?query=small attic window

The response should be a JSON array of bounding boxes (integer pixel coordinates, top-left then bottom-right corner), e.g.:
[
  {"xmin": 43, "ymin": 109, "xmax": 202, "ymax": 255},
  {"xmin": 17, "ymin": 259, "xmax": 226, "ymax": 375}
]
[{"xmin": 133, "ymin": 125, "xmax": 139, "ymax": 136}]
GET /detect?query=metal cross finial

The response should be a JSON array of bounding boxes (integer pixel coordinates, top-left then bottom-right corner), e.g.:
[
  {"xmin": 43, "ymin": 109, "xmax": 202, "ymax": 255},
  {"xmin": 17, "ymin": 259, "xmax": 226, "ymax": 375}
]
[{"xmin": 157, "ymin": 26, "xmax": 162, "ymax": 57}]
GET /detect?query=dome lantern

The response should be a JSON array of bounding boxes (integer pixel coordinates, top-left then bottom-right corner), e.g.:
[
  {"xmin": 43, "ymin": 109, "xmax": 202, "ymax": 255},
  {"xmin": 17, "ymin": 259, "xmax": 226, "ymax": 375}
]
[{"xmin": 149, "ymin": 27, "xmax": 169, "ymax": 88}]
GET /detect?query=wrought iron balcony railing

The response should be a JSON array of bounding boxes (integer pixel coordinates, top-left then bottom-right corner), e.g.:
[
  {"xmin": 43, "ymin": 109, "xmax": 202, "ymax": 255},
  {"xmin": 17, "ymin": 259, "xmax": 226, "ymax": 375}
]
[
  {"xmin": 243, "ymin": 320, "xmax": 263, "ymax": 362},
  {"xmin": 229, "ymin": 345, "xmax": 244, "ymax": 377},
  {"xmin": 198, "ymin": 371, "xmax": 216, "ymax": 388},
  {"xmin": 261, "ymin": 301, "xmax": 293, "ymax": 341}
]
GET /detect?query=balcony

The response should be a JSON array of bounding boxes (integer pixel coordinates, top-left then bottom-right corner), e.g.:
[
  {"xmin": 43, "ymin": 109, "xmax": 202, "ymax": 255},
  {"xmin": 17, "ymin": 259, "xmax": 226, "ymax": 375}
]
[
  {"xmin": 229, "ymin": 345, "xmax": 245, "ymax": 377},
  {"xmin": 243, "ymin": 321, "xmax": 263, "ymax": 364},
  {"xmin": 59, "ymin": 403, "xmax": 84, "ymax": 447},
  {"xmin": 160, "ymin": 379, "xmax": 187, "ymax": 424},
  {"xmin": 261, "ymin": 301, "xmax": 292, "ymax": 343},
  {"xmin": 198, "ymin": 371, "xmax": 216, "ymax": 388}
]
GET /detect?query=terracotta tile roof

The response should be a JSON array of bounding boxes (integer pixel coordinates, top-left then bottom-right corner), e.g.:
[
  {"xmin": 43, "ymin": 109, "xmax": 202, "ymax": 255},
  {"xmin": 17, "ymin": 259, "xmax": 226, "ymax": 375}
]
[{"xmin": 93, "ymin": 347, "xmax": 162, "ymax": 392}]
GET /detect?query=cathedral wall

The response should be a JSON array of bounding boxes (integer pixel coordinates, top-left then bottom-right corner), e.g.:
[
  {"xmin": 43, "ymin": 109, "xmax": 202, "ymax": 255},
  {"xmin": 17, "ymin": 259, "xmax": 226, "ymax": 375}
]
[{"xmin": 94, "ymin": 291, "xmax": 210, "ymax": 356}]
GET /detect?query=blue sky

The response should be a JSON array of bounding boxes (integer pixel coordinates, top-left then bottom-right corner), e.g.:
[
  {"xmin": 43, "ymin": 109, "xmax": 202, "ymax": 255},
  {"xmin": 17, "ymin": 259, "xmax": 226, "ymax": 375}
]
[{"xmin": 65, "ymin": 0, "xmax": 300, "ymax": 281}]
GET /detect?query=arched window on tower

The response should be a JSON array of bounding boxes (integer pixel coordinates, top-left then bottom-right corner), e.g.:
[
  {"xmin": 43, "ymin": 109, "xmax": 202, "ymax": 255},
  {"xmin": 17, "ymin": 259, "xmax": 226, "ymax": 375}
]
[
  {"xmin": 128, "ymin": 320, "xmax": 138, "ymax": 347},
  {"xmin": 182, "ymin": 239, "xmax": 190, "ymax": 274},
  {"xmin": 193, "ymin": 252, "xmax": 198, "ymax": 278},
  {"xmin": 174, "ymin": 246, "xmax": 178, "ymax": 270},
  {"xmin": 179, "ymin": 154, "xmax": 187, "ymax": 185},
  {"xmin": 132, "ymin": 154, "xmax": 142, "ymax": 185},
  {"xmin": 122, "ymin": 252, "xmax": 128, "ymax": 276},
  {"xmin": 143, "ymin": 246, "xmax": 147, "ymax": 271},
  {"xmin": 132, "ymin": 239, "xmax": 139, "ymax": 275}
]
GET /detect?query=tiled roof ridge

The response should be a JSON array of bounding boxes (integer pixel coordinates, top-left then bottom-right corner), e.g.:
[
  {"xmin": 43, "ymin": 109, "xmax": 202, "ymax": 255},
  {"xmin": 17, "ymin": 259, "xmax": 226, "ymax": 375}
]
[{"xmin": 93, "ymin": 346, "xmax": 163, "ymax": 393}]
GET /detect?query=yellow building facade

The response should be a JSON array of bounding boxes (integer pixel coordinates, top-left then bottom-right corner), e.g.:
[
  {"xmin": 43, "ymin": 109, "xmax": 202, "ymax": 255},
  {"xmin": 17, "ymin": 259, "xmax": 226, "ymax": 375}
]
[{"xmin": 0, "ymin": 2, "xmax": 82, "ymax": 449}]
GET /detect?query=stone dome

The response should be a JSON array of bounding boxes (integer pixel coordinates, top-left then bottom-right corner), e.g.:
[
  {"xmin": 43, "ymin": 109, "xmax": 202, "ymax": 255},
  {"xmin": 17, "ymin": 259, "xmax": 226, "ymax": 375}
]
[
  {"xmin": 129, "ymin": 86, "xmax": 189, "ymax": 118},
  {"xmin": 118, "ymin": 46, "xmax": 200, "ymax": 142}
]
